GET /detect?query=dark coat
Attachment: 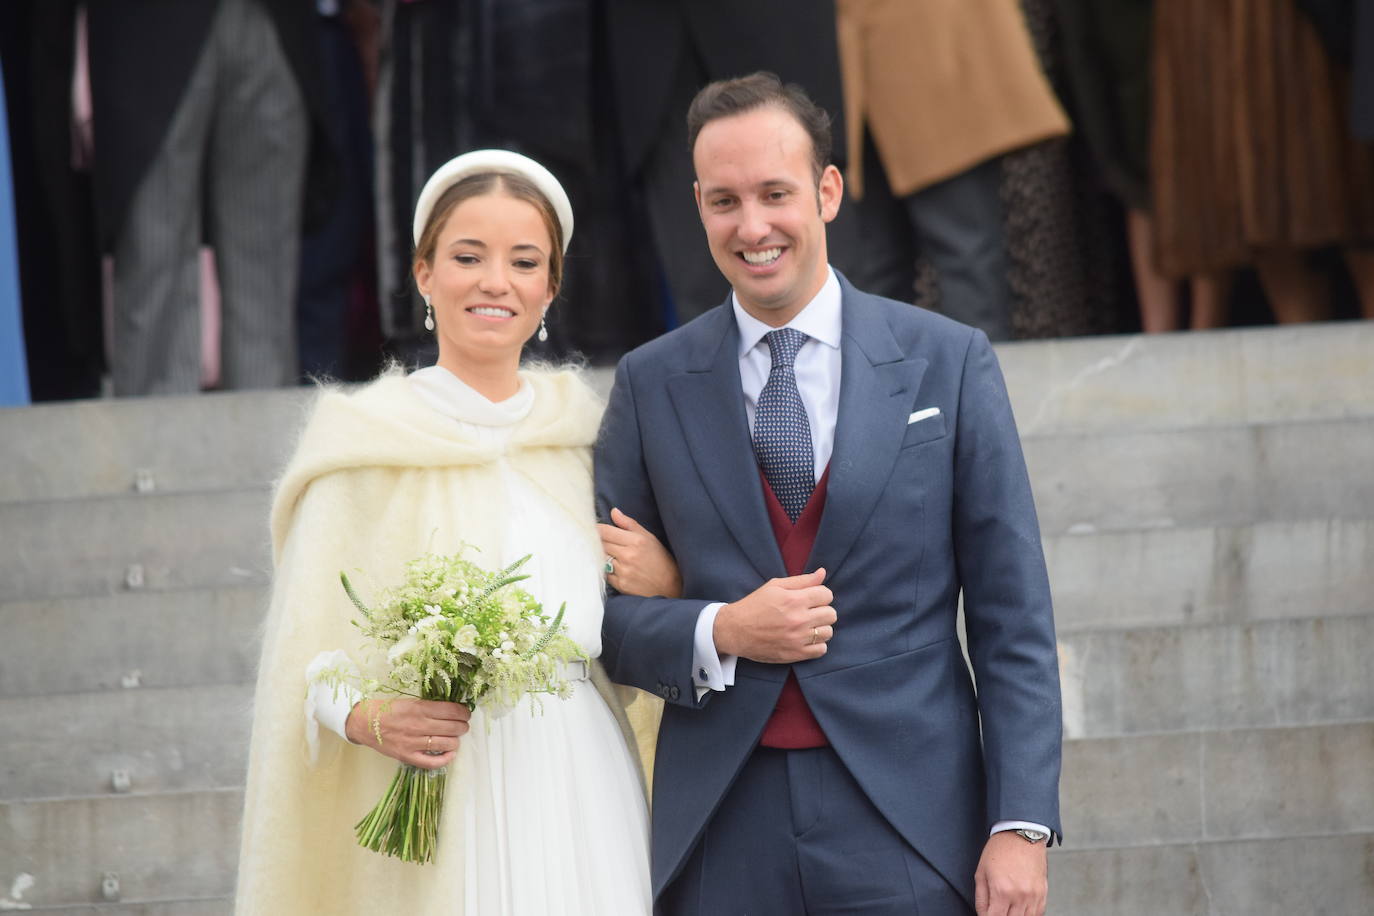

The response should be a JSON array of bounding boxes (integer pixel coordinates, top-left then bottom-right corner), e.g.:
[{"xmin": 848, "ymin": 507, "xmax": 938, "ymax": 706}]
[
  {"xmin": 604, "ymin": 0, "xmax": 848, "ymax": 174},
  {"xmin": 595, "ymin": 275, "xmax": 1063, "ymax": 906}
]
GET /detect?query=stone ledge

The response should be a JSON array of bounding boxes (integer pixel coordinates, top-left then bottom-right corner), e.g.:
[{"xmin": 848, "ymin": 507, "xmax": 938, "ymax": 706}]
[
  {"xmin": 1047, "ymin": 517, "xmax": 1374, "ymax": 631},
  {"xmin": 999, "ymin": 321, "xmax": 1374, "ymax": 436},
  {"xmin": 1057, "ymin": 614, "xmax": 1374, "ymax": 738},
  {"xmin": 1047, "ymin": 833, "xmax": 1374, "ymax": 915},
  {"xmin": 0, "ymin": 587, "xmax": 266, "ymax": 698},
  {"xmin": 0, "ymin": 790, "xmax": 242, "ymax": 908},
  {"xmin": 1062, "ymin": 722, "xmax": 1374, "ymax": 849},
  {"xmin": 0, "ymin": 685, "xmax": 252, "ymax": 801}
]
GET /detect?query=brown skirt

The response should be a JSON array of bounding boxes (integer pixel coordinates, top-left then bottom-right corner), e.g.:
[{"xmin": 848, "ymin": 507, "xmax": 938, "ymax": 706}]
[{"xmin": 1151, "ymin": 0, "xmax": 1374, "ymax": 277}]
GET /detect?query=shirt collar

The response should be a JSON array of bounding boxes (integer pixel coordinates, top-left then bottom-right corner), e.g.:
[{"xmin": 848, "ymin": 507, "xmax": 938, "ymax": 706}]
[{"xmin": 732, "ymin": 267, "xmax": 842, "ymax": 358}]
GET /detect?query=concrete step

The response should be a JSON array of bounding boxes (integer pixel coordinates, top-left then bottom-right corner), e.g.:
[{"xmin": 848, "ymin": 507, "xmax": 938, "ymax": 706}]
[
  {"xmin": 0, "ymin": 388, "xmax": 310, "ymax": 505},
  {"xmin": 12, "ymin": 606, "xmax": 1363, "ymax": 798},
  {"xmin": 0, "ymin": 685, "xmax": 251, "ymax": 801},
  {"xmin": 1061, "ymin": 722, "xmax": 1374, "ymax": 850},
  {"xmin": 1058, "ymin": 614, "xmax": 1374, "ymax": 740},
  {"xmin": 0, "ymin": 587, "xmax": 265, "ymax": 698},
  {"xmin": 1046, "ymin": 516, "xmax": 1374, "ymax": 633},
  {"xmin": 2, "ymin": 324, "xmax": 1369, "ymax": 507},
  {"xmin": 5, "ymin": 483, "xmax": 1371, "ymax": 625},
  {"xmin": 0, "ymin": 790, "xmax": 241, "ymax": 909},
  {"xmin": 0, "ymin": 489, "xmax": 271, "ymax": 604},
  {"xmin": 1047, "ymin": 832, "xmax": 1374, "ymax": 916},
  {"xmin": 10, "ymin": 898, "xmax": 230, "ymax": 915},
  {"xmin": 999, "ymin": 320, "xmax": 1374, "ymax": 436},
  {"xmin": 1025, "ymin": 415, "xmax": 1374, "ymax": 536}
]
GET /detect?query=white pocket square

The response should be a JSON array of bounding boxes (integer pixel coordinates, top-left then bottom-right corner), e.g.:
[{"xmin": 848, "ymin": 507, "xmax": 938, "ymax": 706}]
[{"xmin": 907, "ymin": 407, "xmax": 941, "ymax": 425}]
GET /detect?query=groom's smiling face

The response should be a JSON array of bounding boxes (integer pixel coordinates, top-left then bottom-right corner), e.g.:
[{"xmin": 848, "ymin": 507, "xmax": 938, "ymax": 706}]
[{"xmin": 693, "ymin": 105, "xmax": 843, "ymax": 327}]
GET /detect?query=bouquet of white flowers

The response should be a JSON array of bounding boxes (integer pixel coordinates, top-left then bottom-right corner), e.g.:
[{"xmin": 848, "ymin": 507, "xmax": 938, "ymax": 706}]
[{"xmin": 316, "ymin": 548, "xmax": 584, "ymax": 864}]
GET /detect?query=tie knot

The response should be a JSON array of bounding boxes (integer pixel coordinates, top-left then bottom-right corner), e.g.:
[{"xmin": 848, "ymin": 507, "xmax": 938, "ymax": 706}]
[{"xmin": 764, "ymin": 328, "xmax": 808, "ymax": 369}]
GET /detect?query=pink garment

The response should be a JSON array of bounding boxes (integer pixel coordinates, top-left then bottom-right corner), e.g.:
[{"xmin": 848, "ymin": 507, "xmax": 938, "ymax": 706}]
[
  {"xmin": 71, "ymin": 6, "xmax": 93, "ymax": 170},
  {"xmin": 101, "ymin": 250, "xmax": 222, "ymax": 390}
]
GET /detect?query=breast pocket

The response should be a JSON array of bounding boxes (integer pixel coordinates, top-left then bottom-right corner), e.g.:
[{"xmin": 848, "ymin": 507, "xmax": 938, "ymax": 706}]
[{"xmin": 900, "ymin": 412, "xmax": 947, "ymax": 449}]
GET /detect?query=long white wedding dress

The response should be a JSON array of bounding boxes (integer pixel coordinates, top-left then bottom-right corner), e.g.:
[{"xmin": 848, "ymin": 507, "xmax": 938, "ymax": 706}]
[{"xmin": 306, "ymin": 366, "xmax": 652, "ymax": 915}]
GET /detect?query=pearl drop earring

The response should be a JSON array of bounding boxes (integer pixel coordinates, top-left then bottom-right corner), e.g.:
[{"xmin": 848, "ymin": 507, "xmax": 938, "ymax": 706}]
[{"xmin": 423, "ymin": 294, "xmax": 434, "ymax": 331}]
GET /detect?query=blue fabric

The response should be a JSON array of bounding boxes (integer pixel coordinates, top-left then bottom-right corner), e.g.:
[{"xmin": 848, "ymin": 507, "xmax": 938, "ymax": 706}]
[
  {"xmin": 753, "ymin": 328, "xmax": 813, "ymax": 520},
  {"xmin": 662, "ymin": 746, "xmax": 972, "ymax": 915},
  {"xmin": 0, "ymin": 62, "xmax": 30, "ymax": 406},
  {"xmin": 595, "ymin": 273, "xmax": 1062, "ymax": 909}
]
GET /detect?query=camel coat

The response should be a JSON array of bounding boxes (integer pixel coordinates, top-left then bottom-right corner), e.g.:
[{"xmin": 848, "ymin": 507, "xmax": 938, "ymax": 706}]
[{"xmin": 837, "ymin": 0, "xmax": 1070, "ymax": 198}]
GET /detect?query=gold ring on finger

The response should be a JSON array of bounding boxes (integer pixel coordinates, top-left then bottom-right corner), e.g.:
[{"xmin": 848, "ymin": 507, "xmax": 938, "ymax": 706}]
[{"xmin": 811, "ymin": 626, "xmax": 819, "ymax": 645}]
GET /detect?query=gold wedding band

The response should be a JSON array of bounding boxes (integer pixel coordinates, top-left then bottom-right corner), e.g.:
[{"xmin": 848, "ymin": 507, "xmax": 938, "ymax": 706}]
[
  {"xmin": 426, "ymin": 735, "xmax": 433, "ymax": 751},
  {"xmin": 811, "ymin": 626, "xmax": 820, "ymax": 645}
]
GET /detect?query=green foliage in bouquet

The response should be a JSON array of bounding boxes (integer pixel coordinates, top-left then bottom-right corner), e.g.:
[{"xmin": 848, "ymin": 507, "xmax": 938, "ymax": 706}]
[{"xmin": 318, "ymin": 548, "xmax": 584, "ymax": 864}]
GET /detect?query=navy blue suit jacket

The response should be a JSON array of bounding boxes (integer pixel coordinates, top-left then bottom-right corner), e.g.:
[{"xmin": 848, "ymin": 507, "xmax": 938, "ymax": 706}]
[{"xmin": 595, "ymin": 275, "xmax": 1063, "ymax": 906}]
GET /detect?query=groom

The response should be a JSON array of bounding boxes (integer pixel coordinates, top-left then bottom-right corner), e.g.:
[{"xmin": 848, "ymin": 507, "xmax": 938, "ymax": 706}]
[{"xmin": 595, "ymin": 72, "xmax": 1062, "ymax": 915}]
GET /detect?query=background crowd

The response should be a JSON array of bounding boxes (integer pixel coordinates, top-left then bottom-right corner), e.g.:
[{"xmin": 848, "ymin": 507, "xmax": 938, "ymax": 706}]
[{"xmin": 2, "ymin": 0, "xmax": 1373, "ymax": 407}]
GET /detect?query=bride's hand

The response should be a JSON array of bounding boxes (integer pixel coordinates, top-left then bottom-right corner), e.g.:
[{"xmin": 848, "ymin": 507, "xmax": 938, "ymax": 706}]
[
  {"xmin": 345, "ymin": 697, "xmax": 471, "ymax": 770},
  {"xmin": 598, "ymin": 507, "xmax": 683, "ymax": 599}
]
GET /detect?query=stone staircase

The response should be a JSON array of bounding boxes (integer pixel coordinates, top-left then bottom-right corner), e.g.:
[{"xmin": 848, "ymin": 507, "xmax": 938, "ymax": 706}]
[
  {"xmin": 1004, "ymin": 324, "xmax": 1374, "ymax": 914},
  {"xmin": 1, "ymin": 322, "xmax": 1371, "ymax": 913}
]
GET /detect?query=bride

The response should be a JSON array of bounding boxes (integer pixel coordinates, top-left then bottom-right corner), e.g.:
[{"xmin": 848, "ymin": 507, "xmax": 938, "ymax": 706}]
[{"xmin": 236, "ymin": 150, "xmax": 668, "ymax": 914}]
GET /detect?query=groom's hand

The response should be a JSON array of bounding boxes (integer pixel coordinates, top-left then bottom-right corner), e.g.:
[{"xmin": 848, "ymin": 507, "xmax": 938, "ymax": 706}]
[
  {"xmin": 713, "ymin": 568, "xmax": 836, "ymax": 663},
  {"xmin": 974, "ymin": 831, "xmax": 1048, "ymax": 916}
]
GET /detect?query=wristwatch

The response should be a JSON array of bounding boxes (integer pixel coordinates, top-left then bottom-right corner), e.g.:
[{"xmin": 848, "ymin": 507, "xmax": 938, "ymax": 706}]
[{"xmin": 1014, "ymin": 828, "xmax": 1049, "ymax": 844}]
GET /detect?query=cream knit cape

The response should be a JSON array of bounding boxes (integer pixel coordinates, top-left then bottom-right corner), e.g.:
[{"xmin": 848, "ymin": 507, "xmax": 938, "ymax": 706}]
[{"xmin": 235, "ymin": 367, "xmax": 648, "ymax": 914}]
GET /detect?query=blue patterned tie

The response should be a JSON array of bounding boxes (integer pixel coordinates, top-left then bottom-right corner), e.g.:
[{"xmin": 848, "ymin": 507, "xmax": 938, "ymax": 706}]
[{"xmin": 753, "ymin": 328, "xmax": 814, "ymax": 521}]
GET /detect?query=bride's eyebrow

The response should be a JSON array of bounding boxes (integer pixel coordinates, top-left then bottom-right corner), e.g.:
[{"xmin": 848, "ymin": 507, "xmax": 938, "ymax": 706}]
[{"xmin": 444, "ymin": 240, "xmax": 546, "ymax": 255}]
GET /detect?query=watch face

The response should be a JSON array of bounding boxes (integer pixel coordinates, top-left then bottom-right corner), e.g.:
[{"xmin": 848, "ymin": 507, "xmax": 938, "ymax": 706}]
[{"xmin": 1017, "ymin": 829, "xmax": 1048, "ymax": 843}]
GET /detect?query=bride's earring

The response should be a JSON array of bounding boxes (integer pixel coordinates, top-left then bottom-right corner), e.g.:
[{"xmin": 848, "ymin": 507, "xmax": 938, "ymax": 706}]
[
  {"xmin": 537, "ymin": 307, "xmax": 549, "ymax": 343},
  {"xmin": 423, "ymin": 294, "xmax": 435, "ymax": 331}
]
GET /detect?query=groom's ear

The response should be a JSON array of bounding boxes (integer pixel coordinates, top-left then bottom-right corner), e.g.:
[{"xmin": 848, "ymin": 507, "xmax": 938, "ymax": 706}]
[{"xmin": 693, "ymin": 181, "xmax": 704, "ymax": 219}]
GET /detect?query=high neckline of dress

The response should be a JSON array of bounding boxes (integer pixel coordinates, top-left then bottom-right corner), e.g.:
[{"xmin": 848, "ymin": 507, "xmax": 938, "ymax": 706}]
[{"xmin": 409, "ymin": 365, "xmax": 534, "ymax": 427}]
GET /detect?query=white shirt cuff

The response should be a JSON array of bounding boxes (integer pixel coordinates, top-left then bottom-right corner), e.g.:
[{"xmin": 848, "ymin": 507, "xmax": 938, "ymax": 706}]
[
  {"xmin": 990, "ymin": 820, "xmax": 1052, "ymax": 839},
  {"xmin": 692, "ymin": 602, "xmax": 738, "ymax": 701},
  {"xmin": 304, "ymin": 650, "xmax": 363, "ymax": 764}
]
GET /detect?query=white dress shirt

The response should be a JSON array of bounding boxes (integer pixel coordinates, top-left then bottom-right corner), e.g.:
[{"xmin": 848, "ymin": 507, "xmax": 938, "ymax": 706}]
[
  {"xmin": 686, "ymin": 268, "xmax": 1049, "ymax": 841},
  {"xmin": 690, "ymin": 269, "xmax": 842, "ymax": 697}
]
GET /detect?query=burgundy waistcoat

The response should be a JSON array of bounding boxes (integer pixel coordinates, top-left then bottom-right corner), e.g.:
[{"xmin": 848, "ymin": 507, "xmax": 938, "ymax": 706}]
[{"xmin": 757, "ymin": 465, "xmax": 832, "ymax": 749}]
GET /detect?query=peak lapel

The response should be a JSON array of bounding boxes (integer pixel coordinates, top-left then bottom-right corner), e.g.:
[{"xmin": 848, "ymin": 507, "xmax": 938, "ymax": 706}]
[
  {"xmin": 665, "ymin": 310, "xmax": 785, "ymax": 582},
  {"xmin": 808, "ymin": 289, "xmax": 928, "ymax": 576}
]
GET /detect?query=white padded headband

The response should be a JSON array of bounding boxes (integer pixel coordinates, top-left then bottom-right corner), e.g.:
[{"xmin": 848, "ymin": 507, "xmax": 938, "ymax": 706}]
[{"xmin": 411, "ymin": 149, "xmax": 574, "ymax": 253}]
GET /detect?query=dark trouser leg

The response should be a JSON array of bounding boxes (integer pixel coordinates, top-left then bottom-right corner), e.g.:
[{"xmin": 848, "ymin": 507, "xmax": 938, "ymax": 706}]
[
  {"xmin": 661, "ymin": 747, "xmax": 971, "ymax": 916},
  {"xmin": 903, "ymin": 157, "xmax": 1013, "ymax": 341},
  {"xmin": 640, "ymin": 53, "xmax": 730, "ymax": 326},
  {"xmin": 297, "ymin": 16, "xmax": 371, "ymax": 381},
  {"xmin": 110, "ymin": 17, "xmax": 217, "ymax": 395},
  {"xmin": 835, "ymin": 132, "xmax": 918, "ymax": 304}
]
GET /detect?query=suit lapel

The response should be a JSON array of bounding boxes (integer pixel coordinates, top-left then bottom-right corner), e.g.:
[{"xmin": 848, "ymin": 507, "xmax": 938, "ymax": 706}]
[
  {"xmin": 808, "ymin": 284, "xmax": 928, "ymax": 575},
  {"xmin": 666, "ymin": 308, "xmax": 785, "ymax": 581}
]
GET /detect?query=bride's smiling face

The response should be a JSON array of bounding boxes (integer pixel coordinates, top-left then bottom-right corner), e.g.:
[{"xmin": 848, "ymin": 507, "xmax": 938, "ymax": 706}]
[{"xmin": 415, "ymin": 191, "xmax": 556, "ymax": 368}]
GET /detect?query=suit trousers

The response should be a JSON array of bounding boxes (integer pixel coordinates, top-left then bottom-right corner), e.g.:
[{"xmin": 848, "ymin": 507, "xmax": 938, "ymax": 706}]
[
  {"xmin": 847, "ymin": 137, "xmax": 1013, "ymax": 342},
  {"xmin": 660, "ymin": 746, "xmax": 972, "ymax": 916},
  {"xmin": 111, "ymin": 0, "xmax": 306, "ymax": 395}
]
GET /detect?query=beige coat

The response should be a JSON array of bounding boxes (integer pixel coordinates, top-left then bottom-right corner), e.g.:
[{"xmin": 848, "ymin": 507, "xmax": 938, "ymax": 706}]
[{"xmin": 836, "ymin": 0, "xmax": 1070, "ymax": 198}]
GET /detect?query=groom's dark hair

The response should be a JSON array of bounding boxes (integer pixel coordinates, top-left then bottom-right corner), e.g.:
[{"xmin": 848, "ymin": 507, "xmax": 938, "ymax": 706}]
[{"xmin": 686, "ymin": 71, "xmax": 833, "ymax": 185}]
